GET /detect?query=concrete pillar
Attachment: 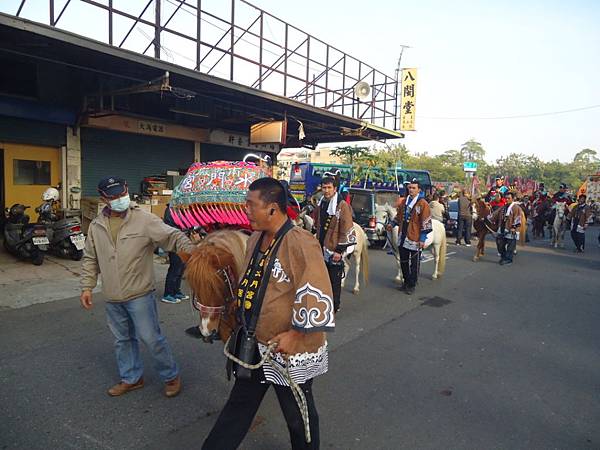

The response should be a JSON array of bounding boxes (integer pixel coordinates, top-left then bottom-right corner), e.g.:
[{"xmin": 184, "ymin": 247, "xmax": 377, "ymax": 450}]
[{"xmin": 66, "ymin": 126, "xmax": 82, "ymax": 209}]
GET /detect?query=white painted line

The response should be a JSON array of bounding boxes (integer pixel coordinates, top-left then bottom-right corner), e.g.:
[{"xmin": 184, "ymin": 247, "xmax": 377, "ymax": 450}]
[{"xmin": 421, "ymin": 251, "xmax": 456, "ymax": 264}]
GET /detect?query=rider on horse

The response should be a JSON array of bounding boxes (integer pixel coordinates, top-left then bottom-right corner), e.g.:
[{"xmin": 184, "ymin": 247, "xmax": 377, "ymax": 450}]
[
  {"xmin": 551, "ymin": 183, "xmax": 573, "ymax": 205},
  {"xmin": 487, "ymin": 176, "xmax": 509, "ymax": 211}
]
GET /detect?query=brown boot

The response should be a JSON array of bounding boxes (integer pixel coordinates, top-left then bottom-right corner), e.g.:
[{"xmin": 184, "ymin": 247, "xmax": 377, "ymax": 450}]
[
  {"xmin": 107, "ymin": 377, "xmax": 144, "ymax": 397},
  {"xmin": 165, "ymin": 375, "xmax": 181, "ymax": 398}
]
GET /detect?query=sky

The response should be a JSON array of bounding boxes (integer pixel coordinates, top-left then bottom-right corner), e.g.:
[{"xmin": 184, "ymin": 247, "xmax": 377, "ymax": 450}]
[
  {"xmin": 260, "ymin": 0, "xmax": 600, "ymax": 163},
  {"xmin": 4, "ymin": 0, "xmax": 600, "ymax": 163}
]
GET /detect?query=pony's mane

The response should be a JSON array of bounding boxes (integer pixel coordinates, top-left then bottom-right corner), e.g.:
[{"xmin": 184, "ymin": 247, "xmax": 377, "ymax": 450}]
[{"xmin": 185, "ymin": 229, "xmax": 249, "ymax": 306}]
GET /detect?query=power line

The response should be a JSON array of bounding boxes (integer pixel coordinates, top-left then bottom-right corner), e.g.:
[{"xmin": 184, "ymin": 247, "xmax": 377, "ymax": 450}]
[{"xmin": 419, "ymin": 104, "xmax": 600, "ymax": 120}]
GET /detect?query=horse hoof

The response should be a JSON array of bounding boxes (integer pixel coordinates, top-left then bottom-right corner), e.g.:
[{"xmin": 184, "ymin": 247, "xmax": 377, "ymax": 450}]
[
  {"xmin": 394, "ymin": 277, "xmax": 402, "ymax": 284},
  {"xmin": 432, "ymin": 274, "xmax": 438, "ymax": 280},
  {"xmin": 473, "ymin": 256, "xmax": 479, "ymax": 262},
  {"xmin": 352, "ymin": 288, "xmax": 359, "ymax": 295}
]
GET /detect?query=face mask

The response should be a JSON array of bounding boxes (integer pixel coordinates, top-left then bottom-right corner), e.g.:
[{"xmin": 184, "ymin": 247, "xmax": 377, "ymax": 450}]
[{"xmin": 109, "ymin": 195, "xmax": 130, "ymax": 212}]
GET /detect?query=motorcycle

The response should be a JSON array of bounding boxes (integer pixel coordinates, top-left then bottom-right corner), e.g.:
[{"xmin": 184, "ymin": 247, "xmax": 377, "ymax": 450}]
[
  {"xmin": 3, "ymin": 204, "xmax": 48, "ymax": 265},
  {"xmin": 36, "ymin": 187, "xmax": 85, "ymax": 261}
]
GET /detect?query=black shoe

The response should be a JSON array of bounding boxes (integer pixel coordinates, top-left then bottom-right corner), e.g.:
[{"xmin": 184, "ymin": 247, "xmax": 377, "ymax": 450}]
[
  {"xmin": 185, "ymin": 326, "xmax": 203, "ymax": 339},
  {"xmin": 499, "ymin": 259, "xmax": 512, "ymax": 266},
  {"xmin": 405, "ymin": 286, "xmax": 415, "ymax": 295}
]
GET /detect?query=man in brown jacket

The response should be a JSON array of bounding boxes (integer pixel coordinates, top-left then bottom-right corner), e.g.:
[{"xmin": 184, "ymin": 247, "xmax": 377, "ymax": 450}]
[
  {"xmin": 568, "ymin": 194, "xmax": 592, "ymax": 253},
  {"xmin": 393, "ymin": 179, "xmax": 432, "ymax": 295},
  {"xmin": 80, "ymin": 177, "xmax": 193, "ymax": 397},
  {"xmin": 202, "ymin": 177, "xmax": 334, "ymax": 449},
  {"xmin": 489, "ymin": 191, "xmax": 522, "ymax": 265},
  {"xmin": 312, "ymin": 176, "xmax": 356, "ymax": 313}
]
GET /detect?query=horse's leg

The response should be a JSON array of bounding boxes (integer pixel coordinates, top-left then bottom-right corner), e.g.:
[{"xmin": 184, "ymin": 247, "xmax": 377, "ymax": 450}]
[
  {"xmin": 432, "ymin": 243, "xmax": 439, "ymax": 279},
  {"xmin": 390, "ymin": 227, "xmax": 402, "ymax": 283},
  {"xmin": 353, "ymin": 248, "xmax": 361, "ymax": 294},
  {"xmin": 341, "ymin": 257, "xmax": 348, "ymax": 288},
  {"xmin": 473, "ymin": 230, "xmax": 482, "ymax": 261}
]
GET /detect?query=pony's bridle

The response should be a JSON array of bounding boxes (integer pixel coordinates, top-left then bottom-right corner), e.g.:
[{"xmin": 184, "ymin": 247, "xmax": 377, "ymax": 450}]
[{"xmin": 190, "ymin": 265, "xmax": 236, "ymax": 343}]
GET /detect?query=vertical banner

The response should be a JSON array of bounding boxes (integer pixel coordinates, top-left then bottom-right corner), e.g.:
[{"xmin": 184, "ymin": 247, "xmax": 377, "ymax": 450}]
[{"xmin": 400, "ymin": 68, "xmax": 417, "ymax": 131}]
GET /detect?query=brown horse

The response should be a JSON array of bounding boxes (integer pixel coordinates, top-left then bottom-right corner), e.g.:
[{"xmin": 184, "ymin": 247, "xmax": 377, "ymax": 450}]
[
  {"xmin": 180, "ymin": 229, "xmax": 249, "ymax": 342},
  {"xmin": 472, "ymin": 198, "xmax": 527, "ymax": 262},
  {"xmin": 473, "ymin": 198, "xmax": 493, "ymax": 261}
]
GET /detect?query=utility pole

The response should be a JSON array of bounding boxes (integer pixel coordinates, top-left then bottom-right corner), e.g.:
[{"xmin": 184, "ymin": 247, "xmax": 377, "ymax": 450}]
[
  {"xmin": 394, "ymin": 45, "xmax": 411, "ymax": 84},
  {"xmin": 394, "ymin": 45, "xmax": 411, "ymax": 131}
]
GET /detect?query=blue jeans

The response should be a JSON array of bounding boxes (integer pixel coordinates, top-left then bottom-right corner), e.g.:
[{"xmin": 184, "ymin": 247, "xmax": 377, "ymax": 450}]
[
  {"xmin": 164, "ymin": 252, "xmax": 184, "ymax": 297},
  {"xmin": 456, "ymin": 216, "xmax": 472, "ymax": 244},
  {"xmin": 105, "ymin": 292, "xmax": 179, "ymax": 384}
]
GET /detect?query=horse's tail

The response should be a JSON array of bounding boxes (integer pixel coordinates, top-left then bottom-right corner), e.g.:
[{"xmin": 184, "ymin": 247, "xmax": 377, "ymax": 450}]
[
  {"xmin": 437, "ymin": 224, "xmax": 447, "ymax": 276},
  {"xmin": 519, "ymin": 211, "xmax": 527, "ymax": 246},
  {"xmin": 361, "ymin": 231, "xmax": 369, "ymax": 284}
]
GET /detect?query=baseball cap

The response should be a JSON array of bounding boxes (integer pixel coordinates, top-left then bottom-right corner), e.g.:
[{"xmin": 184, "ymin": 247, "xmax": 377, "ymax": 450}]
[{"xmin": 98, "ymin": 176, "xmax": 128, "ymax": 198}]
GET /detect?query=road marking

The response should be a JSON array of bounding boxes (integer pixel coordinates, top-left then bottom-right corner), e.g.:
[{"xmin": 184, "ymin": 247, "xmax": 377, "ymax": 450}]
[{"xmin": 420, "ymin": 251, "xmax": 456, "ymax": 263}]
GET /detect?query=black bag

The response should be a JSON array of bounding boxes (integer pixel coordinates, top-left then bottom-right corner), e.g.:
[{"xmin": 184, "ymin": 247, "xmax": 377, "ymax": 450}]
[{"xmin": 226, "ymin": 221, "xmax": 293, "ymax": 380}]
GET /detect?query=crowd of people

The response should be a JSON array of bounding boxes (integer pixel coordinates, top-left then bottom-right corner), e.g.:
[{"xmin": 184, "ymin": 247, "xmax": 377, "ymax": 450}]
[
  {"xmin": 77, "ymin": 173, "xmax": 597, "ymax": 450},
  {"xmin": 428, "ymin": 176, "xmax": 599, "ymax": 255}
]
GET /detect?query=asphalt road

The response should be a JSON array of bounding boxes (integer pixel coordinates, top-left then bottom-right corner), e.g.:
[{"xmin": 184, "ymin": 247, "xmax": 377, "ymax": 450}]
[{"xmin": 1, "ymin": 228, "xmax": 599, "ymax": 450}]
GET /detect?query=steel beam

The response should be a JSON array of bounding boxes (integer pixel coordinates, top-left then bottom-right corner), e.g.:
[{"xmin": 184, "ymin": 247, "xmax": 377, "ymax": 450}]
[{"xmin": 154, "ymin": 0, "xmax": 161, "ymax": 59}]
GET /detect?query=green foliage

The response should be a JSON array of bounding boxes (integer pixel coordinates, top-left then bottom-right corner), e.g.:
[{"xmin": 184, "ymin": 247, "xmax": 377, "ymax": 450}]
[
  {"xmin": 333, "ymin": 141, "xmax": 596, "ymax": 192},
  {"xmin": 330, "ymin": 146, "xmax": 370, "ymax": 165}
]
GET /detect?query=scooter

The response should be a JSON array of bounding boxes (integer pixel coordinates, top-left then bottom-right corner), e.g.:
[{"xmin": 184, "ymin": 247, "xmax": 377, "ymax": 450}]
[
  {"xmin": 36, "ymin": 188, "xmax": 85, "ymax": 261},
  {"xmin": 3, "ymin": 204, "xmax": 48, "ymax": 265}
]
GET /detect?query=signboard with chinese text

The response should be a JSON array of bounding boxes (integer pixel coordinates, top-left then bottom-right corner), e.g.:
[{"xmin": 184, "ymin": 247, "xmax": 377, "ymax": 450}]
[
  {"xmin": 400, "ymin": 68, "xmax": 417, "ymax": 131},
  {"xmin": 463, "ymin": 161, "xmax": 478, "ymax": 172},
  {"xmin": 208, "ymin": 130, "xmax": 279, "ymax": 152}
]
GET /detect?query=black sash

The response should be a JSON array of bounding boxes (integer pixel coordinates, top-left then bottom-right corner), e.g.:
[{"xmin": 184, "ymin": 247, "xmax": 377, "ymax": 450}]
[{"xmin": 227, "ymin": 220, "xmax": 294, "ymax": 380}]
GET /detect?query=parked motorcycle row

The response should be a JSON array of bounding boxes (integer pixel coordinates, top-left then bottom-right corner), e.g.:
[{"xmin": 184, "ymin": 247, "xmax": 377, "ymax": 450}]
[{"xmin": 3, "ymin": 188, "xmax": 85, "ymax": 265}]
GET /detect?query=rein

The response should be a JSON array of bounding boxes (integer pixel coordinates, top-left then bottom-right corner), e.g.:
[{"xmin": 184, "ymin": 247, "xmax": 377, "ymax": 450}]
[{"xmin": 191, "ymin": 265, "xmax": 237, "ymax": 343}]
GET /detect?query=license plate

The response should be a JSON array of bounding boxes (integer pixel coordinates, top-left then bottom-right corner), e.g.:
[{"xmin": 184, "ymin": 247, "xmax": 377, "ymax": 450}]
[
  {"xmin": 33, "ymin": 237, "xmax": 50, "ymax": 245},
  {"xmin": 70, "ymin": 234, "xmax": 86, "ymax": 250}
]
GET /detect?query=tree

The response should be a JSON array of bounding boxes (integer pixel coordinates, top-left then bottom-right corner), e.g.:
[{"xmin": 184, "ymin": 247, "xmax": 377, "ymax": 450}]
[
  {"xmin": 573, "ymin": 148, "xmax": 599, "ymax": 165},
  {"xmin": 572, "ymin": 148, "xmax": 599, "ymax": 180},
  {"xmin": 460, "ymin": 139, "xmax": 486, "ymax": 162},
  {"xmin": 330, "ymin": 146, "xmax": 370, "ymax": 166},
  {"xmin": 371, "ymin": 143, "xmax": 411, "ymax": 168}
]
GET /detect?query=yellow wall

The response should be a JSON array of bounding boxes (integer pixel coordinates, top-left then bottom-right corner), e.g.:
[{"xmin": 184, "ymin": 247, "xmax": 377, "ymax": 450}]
[{"xmin": 2, "ymin": 143, "xmax": 61, "ymax": 221}]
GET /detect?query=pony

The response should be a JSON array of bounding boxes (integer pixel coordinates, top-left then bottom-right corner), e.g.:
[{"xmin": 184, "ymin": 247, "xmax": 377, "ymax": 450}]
[
  {"xmin": 182, "ymin": 229, "xmax": 249, "ymax": 342},
  {"xmin": 551, "ymin": 202, "xmax": 568, "ymax": 248},
  {"xmin": 295, "ymin": 195, "xmax": 370, "ymax": 295},
  {"xmin": 340, "ymin": 223, "xmax": 370, "ymax": 294},
  {"xmin": 374, "ymin": 203, "xmax": 397, "ymax": 247},
  {"xmin": 472, "ymin": 198, "xmax": 493, "ymax": 261},
  {"xmin": 532, "ymin": 198, "xmax": 551, "ymax": 239},
  {"xmin": 387, "ymin": 218, "xmax": 447, "ymax": 282},
  {"xmin": 472, "ymin": 198, "xmax": 527, "ymax": 261},
  {"xmin": 293, "ymin": 204, "xmax": 315, "ymax": 232}
]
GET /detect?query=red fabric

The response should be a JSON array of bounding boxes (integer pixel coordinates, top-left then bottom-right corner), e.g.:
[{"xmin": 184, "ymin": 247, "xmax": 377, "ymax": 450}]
[{"xmin": 286, "ymin": 205, "xmax": 299, "ymax": 220}]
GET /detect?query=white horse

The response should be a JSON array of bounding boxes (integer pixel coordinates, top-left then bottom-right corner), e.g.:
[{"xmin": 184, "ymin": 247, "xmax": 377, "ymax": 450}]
[
  {"xmin": 551, "ymin": 202, "xmax": 568, "ymax": 248},
  {"xmin": 374, "ymin": 203, "xmax": 397, "ymax": 247},
  {"xmin": 294, "ymin": 208, "xmax": 369, "ymax": 295},
  {"xmin": 293, "ymin": 204, "xmax": 315, "ymax": 232},
  {"xmin": 340, "ymin": 223, "xmax": 370, "ymax": 294},
  {"xmin": 387, "ymin": 218, "xmax": 447, "ymax": 282}
]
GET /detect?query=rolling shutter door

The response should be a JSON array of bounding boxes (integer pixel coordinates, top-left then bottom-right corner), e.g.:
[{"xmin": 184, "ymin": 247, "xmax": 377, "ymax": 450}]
[
  {"xmin": 81, "ymin": 128, "xmax": 194, "ymax": 197},
  {"xmin": 0, "ymin": 116, "xmax": 66, "ymax": 147}
]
